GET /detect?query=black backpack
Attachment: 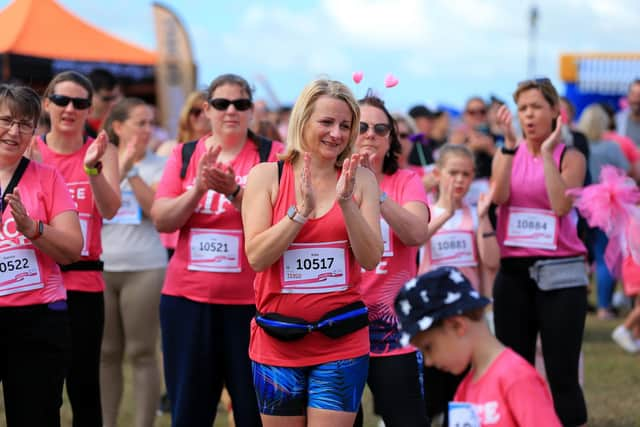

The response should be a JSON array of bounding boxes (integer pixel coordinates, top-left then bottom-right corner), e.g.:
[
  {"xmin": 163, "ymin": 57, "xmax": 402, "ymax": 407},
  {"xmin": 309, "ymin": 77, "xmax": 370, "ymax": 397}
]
[{"xmin": 179, "ymin": 133, "xmax": 274, "ymax": 179}]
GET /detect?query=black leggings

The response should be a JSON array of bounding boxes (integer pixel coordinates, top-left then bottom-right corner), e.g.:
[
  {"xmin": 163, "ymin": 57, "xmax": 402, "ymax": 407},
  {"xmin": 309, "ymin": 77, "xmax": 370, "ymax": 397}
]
[
  {"xmin": 66, "ymin": 291, "xmax": 105, "ymax": 427},
  {"xmin": 353, "ymin": 351, "xmax": 427, "ymax": 427},
  {"xmin": 493, "ymin": 258, "xmax": 587, "ymax": 426}
]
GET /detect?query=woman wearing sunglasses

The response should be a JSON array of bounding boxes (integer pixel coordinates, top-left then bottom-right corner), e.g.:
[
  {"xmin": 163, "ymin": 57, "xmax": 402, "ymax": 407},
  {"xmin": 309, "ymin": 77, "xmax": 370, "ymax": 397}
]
[
  {"xmin": 100, "ymin": 98, "xmax": 168, "ymax": 427},
  {"xmin": 242, "ymin": 79, "xmax": 382, "ymax": 427},
  {"xmin": 0, "ymin": 83, "xmax": 83, "ymax": 426},
  {"xmin": 151, "ymin": 73, "xmax": 282, "ymax": 427},
  {"xmin": 353, "ymin": 94, "xmax": 430, "ymax": 426},
  {"xmin": 491, "ymin": 78, "xmax": 588, "ymax": 426},
  {"xmin": 37, "ymin": 70, "xmax": 121, "ymax": 427}
]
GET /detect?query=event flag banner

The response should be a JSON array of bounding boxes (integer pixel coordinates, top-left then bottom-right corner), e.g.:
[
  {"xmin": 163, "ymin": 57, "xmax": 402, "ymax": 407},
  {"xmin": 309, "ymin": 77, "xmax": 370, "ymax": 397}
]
[{"xmin": 152, "ymin": 2, "xmax": 196, "ymax": 138}]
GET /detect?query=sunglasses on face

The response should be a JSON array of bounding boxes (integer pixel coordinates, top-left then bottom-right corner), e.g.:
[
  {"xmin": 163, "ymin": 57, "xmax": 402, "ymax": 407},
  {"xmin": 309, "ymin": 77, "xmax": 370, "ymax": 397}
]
[
  {"xmin": 189, "ymin": 107, "xmax": 203, "ymax": 117},
  {"xmin": 101, "ymin": 95, "xmax": 118, "ymax": 103},
  {"xmin": 359, "ymin": 122, "xmax": 391, "ymax": 137},
  {"xmin": 466, "ymin": 108, "xmax": 487, "ymax": 116},
  {"xmin": 48, "ymin": 94, "xmax": 92, "ymax": 110},
  {"xmin": 208, "ymin": 98, "xmax": 252, "ymax": 111},
  {"xmin": 398, "ymin": 132, "xmax": 410, "ymax": 139}
]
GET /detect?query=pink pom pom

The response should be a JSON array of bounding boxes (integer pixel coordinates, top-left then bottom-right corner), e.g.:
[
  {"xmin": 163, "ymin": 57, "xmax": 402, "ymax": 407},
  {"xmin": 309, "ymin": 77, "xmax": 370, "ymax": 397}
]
[
  {"xmin": 384, "ymin": 73, "xmax": 399, "ymax": 88},
  {"xmin": 568, "ymin": 165, "xmax": 640, "ymax": 274},
  {"xmin": 352, "ymin": 71, "xmax": 363, "ymax": 84}
]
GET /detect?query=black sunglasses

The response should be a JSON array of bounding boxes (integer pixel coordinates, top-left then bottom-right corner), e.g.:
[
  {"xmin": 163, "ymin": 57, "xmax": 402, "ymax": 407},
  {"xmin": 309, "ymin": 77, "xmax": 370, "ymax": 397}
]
[
  {"xmin": 398, "ymin": 132, "xmax": 410, "ymax": 139},
  {"xmin": 208, "ymin": 98, "xmax": 252, "ymax": 111},
  {"xmin": 189, "ymin": 107, "xmax": 203, "ymax": 117},
  {"xmin": 517, "ymin": 77, "xmax": 552, "ymax": 87},
  {"xmin": 359, "ymin": 122, "xmax": 391, "ymax": 137},
  {"xmin": 48, "ymin": 94, "xmax": 92, "ymax": 110},
  {"xmin": 101, "ymin": 95, "xmax": 118, "ymax": 103}
]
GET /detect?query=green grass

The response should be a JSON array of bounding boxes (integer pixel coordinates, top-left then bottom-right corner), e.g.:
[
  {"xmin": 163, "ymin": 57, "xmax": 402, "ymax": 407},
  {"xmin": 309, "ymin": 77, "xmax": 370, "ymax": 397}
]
[{"xmin": 1, "ymin": 314, "xmax": 639, "ymax": 426}]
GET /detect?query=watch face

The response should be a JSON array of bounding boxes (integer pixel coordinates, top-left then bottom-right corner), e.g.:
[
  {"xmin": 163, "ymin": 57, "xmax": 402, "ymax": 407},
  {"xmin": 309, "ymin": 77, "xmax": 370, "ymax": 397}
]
[{"xmin": 287, "ymin": 205, "xmax": 296, "ymax": 218}]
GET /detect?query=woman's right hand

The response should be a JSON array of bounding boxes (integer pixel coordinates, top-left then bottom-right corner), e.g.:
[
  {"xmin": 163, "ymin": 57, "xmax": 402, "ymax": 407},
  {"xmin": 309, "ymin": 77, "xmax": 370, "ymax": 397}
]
[
  {"xmin": 496, "ymin": 105, "xmax": 517, "ymax": 148},
  {"xmin": 194, "ymin": 145, "xmax": 222, "ymax": 193}
]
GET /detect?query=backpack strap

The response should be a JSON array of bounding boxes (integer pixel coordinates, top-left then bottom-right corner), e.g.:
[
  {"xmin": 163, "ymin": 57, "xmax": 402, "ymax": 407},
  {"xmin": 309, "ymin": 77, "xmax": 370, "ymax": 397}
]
[
  {"xmin": 256, "ymin": 135, "xmax": 273, "ymax": 163},
  {"xmin": 180, "ymin": 140, "xmax": 198, "ymax": 179},
  {"xmin": 2, "ymin": 157, "xmax": 30, "ymax": 215}
]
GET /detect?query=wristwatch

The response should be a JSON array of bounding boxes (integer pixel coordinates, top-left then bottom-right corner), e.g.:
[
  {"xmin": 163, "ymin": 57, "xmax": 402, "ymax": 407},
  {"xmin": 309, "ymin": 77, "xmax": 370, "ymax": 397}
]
[
  {"xmin": 379, "ymin": 191, "xmax": 388, "ymax": 204},
  {"xmin": 84, "ymin": 161, "xmax": 103, "ymax": 176},
  {"xmin": 226, "ymin": 185, "xmax": 241, "ymax": 202},
  {"xmin": 126, "ymin": 166, "xmax": 140, "ymax": 179},
  {"xmin": 29, "ymin": 219, "xmax": 44, "ymax": 240},
  {"xmin": 287, "ymin": 205, "xmax": 308, "ymax": 225},
  {"xmin": 501, "ymin": 146, "xmax": 518, "ymax": 155}
]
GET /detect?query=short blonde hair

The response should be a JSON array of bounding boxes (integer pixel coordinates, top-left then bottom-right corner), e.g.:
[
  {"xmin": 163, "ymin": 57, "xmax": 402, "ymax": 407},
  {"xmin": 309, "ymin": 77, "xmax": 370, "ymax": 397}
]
[
  {"xmin": 576, "ymin": 104, "xmax": 609, "ymax": 142},
  {"xmin": 281, "ymin": 79, "xmax": 360, "ymax": 167}
]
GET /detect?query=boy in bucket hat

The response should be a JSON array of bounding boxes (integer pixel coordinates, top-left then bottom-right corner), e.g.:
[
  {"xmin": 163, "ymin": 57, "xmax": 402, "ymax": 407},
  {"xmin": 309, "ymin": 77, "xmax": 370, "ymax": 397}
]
[{"xmin": 395, "ymin": 267, "xmax": 561, "ymax": 426}]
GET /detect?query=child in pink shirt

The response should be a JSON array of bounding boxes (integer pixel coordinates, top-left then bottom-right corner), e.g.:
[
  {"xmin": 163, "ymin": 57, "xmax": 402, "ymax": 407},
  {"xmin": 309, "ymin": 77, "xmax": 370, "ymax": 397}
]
[{"xmin": 395, "ymin": 267, "xmax": 561, "ymax": 426}]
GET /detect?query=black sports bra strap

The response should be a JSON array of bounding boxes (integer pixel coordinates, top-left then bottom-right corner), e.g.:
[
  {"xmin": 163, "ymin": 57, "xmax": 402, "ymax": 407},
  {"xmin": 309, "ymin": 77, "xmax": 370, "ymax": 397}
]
[{"xmin": 2, "ymin": 157, "xmax": 30, "ymax": 214}]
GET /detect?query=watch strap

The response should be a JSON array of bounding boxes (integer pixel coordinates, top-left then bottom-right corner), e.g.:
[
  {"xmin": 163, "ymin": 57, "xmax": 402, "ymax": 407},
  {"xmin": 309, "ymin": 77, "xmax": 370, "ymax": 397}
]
[
  {"xmin": 227, "ymin": 185, "xmax": 241, "ymax": 201},
  {"xmin": 84, "ymin": 161, "xmax": 103, "ymax": 176}
]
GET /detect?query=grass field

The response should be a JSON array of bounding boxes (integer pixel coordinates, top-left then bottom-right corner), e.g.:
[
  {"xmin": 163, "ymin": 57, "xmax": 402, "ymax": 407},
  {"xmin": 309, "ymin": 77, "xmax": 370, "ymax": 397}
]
[{"xmin": 1, "ymin": 314, "xmax": 639, "ymax": 426}]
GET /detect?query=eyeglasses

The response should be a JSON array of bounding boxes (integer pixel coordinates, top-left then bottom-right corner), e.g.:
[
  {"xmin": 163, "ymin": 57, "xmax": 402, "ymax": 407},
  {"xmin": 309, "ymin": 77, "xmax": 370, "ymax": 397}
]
[
  {"xmin": 0, "ymin": 116, "xmax": 34, "ymax": 135},
  {"xmin": 465, "ymin": 108, "xmax": 487, "ymax": 117},
  {"xmin": 189, "ymin": 107, "xmax": 203, "ymax": 117},
  {"xmin": 208, "ymin": 98, "xmax": 252, "ymax": 111},
  {"xmin": 48, "ymin": 94, "xmax": 92, "ymax": 110},
  {"xmin": 359, "ymin": 122, "xmax": 391, "ymax": 137}
]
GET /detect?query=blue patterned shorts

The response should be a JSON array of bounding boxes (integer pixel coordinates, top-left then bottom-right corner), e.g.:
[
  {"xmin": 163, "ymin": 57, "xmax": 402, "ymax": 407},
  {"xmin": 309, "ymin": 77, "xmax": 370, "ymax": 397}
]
[{"xmin": 252, "ymin": 355, "xmax": 369, "ymax": 416}]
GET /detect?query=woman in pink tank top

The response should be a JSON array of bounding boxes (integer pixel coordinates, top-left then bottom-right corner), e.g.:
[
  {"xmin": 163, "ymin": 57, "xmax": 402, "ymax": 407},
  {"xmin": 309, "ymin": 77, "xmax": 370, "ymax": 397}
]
[
  {"xmin": 352, "ymin": 94, "xmax": 431, "ymax": 426},
  {"xmin": 491, "ymin": 78, "xmax": 588, "ymax": 426},
  {"xmin": 243, "ymin": 79, "xmax": 383, "ymax": 427},
  {"xmin": 0, "ymin": 84, "xmax": 83, "ymax": 427},
  {"xmin": 40, "ymin": 71, "xmax": 121, "ymax": 427}
]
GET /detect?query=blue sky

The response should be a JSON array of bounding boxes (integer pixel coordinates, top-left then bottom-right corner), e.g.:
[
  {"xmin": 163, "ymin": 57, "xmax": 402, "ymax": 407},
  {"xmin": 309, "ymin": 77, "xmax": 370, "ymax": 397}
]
[{"xmin": 2, "ymin": 0, "xmax": 639, "ymax": 112}]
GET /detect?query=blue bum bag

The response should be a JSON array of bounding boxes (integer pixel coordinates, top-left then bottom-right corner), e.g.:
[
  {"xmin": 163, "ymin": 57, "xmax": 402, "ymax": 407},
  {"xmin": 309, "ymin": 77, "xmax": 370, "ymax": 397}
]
[{"xmin": 255, "ymin": 301, "xmax": 369, "ymax": 341}]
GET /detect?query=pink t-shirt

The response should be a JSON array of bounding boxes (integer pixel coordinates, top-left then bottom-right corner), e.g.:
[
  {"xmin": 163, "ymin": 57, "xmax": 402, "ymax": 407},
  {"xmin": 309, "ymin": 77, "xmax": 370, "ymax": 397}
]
[
  {"xmin": 496, "ymin": 143, "xmax": 586, "ymax": 258},
  {"xmin": 419, "ymin": 204, "xmax": 481, "ymax": 290},
  {"xmin": 155, "ymin": 136, "xmax": 283, "ymax": 305},
  {"xmin": 454, "ymin": 348, "xmax": 561, "ymax": 427},
  {"xmin": 360, "ymin": 169, "xmax": 428, "ymax": 357},
  {"xmin": 249, "ymin": 161, "xmax": 369, "ymax": 367},
  {"xmin": 0, "ymin": 161, "xmax": 77, "ymax": 307},
  {"xmin": 38, "ymin": 136, "xmax": 105, "ymax": 292}
]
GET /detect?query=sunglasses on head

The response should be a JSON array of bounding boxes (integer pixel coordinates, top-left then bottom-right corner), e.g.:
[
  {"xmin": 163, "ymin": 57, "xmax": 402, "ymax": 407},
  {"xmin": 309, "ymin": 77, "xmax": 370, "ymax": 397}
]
[
  {"xmin": 48, "ymin": 94, "xmax": 91, "ymax": 110},
  {"xmin": 517, "ymin": 77, "xmax": 552, "ymax": 87},
  {"xmin": 208, "ymin": 98, "xmax": 252, "ymax": 111},
  {"xmin": 359, "ymin": 122, "xmax": 391, "ymax": 137},
  {"xmin": 189, "ymin": 107, "xmax": 203, "ymax": 117}
]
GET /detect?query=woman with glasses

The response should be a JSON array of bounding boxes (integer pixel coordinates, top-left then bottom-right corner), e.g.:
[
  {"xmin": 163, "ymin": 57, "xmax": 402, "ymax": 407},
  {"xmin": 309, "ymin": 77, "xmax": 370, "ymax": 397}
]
[
  {"xmin": 0, "ymin": 83, "xmax": 83, "ymax": 427},
  {"xmin": 37, "ymin": 70, "xmax": 121, "ymax": 427},
  {"xmin": 100, "ymin": 98, "xmax": 168, "ymax": 427},
  {"xmin": 151, "ymin": 73, "xmax": 282, "ymax": 427},
  {"xmin": 353, "ymin": 94, "xmax": 430, "ymax": 426},
  {"xmin": 243, "ymin": 78, "xmax": 382, "ymax": 427},
  {"xmin": 491, "ymin": 78, "xmax": 588, "ymax": 426}
]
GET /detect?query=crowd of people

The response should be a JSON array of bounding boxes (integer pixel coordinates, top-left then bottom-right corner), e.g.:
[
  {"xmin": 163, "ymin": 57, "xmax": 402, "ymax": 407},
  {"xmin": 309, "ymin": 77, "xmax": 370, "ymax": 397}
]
[{"xmin": 0, "ymin": 67, "xmax": 638, "ymax": 427}]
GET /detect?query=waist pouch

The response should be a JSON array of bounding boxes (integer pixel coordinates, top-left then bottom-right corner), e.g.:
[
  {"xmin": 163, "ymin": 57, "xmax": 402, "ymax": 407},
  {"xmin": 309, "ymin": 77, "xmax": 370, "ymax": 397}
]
[
  {"xmin": 528, "ymin": 256, "xmax": 588, "ymax": 291},
  {"xmin": 59, "ymin": 260, "xmax": 104, "ymax": 272},
  {"xmin": 255, "ymin": 301, "xmax": 368, "ymax": 342}
]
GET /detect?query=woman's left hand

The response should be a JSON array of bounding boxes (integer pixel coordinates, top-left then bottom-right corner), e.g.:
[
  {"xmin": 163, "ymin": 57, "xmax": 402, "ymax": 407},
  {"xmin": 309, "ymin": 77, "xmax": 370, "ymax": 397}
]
[
  {"xmin": 337, "ymin": 153, "xmax": 361, "ymax": 201},
  {"xmin": 204, "ymin": 162, "xmax": 238, "ymax": 196},
  {"xmin": 541, "ymin": 117, "xmax": 563, "ymax": 155},
  {"xmin": 5, "ymin": 187, "xmax": 38, "ymax": 239},
  {"xmin": 84, "ymin": 130, "xmax": 109, "ymax": 168}
]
